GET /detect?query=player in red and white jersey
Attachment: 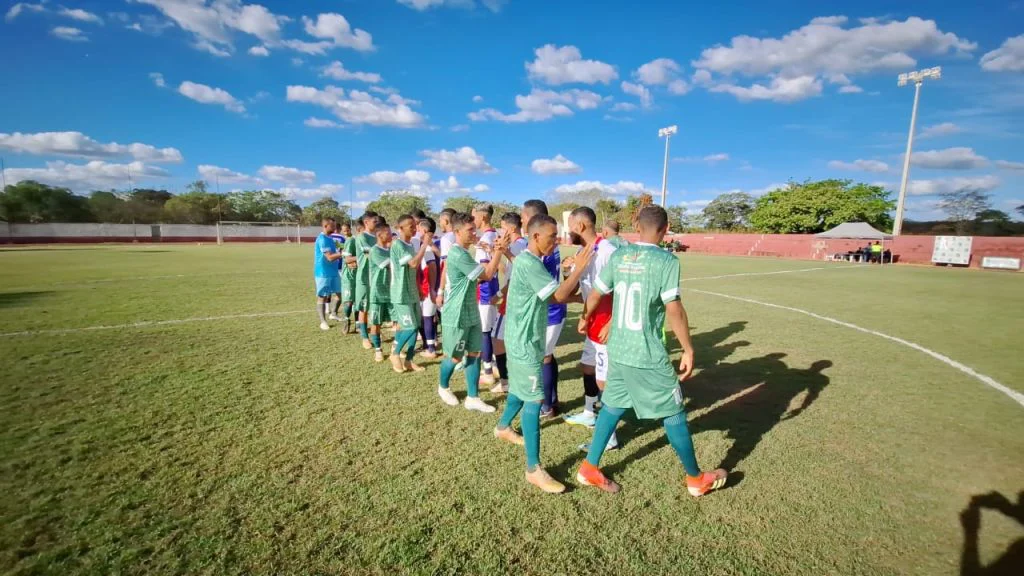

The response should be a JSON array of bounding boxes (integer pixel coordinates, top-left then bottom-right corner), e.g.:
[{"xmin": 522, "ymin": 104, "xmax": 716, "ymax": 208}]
[{"xmin": 491, "ymin": 212, "xmax": 528, "ymax": 394}]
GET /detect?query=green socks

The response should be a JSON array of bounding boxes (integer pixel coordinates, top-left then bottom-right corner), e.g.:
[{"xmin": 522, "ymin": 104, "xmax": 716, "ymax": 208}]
[
  {"xmin": 439, "ymin": 358, "xmax": 456, "ymax": 390},
  {"xmin": 369, "ymin": 333, "xmax": 382, "ymax": 350},
  {"xmin": 587, "ymin": 405, "xmax": 625, "ymax": 466},
  {"xmin": 497, "ymin": 393, "xmax": 524, "ymax": 429},
  {"xmin": 521, "ymin": 400, "xmax": 542, "ymax": 471},
  {"xmin": 357, "ymin": 322, "xmax": 368, "ymax": 339},
  {"xmin": 464, "ymin": 355, "xmax": 481, "ymax": 397},
  {"xmin": 663, "ymin": 412, "xmax": 700, "ymax": 477}
]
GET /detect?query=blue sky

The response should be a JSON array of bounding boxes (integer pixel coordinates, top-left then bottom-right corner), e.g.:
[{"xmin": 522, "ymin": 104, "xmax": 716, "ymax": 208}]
[{"xmin": 1, "ymin": 0, "xmax": 1022, "ymax": 220}]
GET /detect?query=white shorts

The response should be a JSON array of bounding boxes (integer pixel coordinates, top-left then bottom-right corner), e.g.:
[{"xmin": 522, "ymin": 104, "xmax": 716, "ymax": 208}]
[
  {"xmin": 494, "ymin": 313, "xmax": 506, "ymax": 340},
  {"xmin": 544, "ymin": 321, "xmax": 564, "ymax": 357},
  {"xmin": 478, "ymin": 304, "xmax": 497, "ymax": 332},
  {"xmin": 420, "ymin": 297, "xmax": 436, "ymax": 316},
  {"xmin": 581, "ymin": 338, "xmax": 609, "ymax": 381}
]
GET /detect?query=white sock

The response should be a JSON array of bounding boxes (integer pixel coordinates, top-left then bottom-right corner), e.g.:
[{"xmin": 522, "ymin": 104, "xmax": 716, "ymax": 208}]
[{"xmin": 584, "ymin": 395, "xmax": 598, "ymax": 414}]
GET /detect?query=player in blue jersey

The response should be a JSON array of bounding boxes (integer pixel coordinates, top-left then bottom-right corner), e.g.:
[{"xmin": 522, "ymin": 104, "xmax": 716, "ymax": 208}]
[
  {"xmin": 472, "ymin": 204, "xmax": 500, "ymax": 384},
  {"xmin": 314, "ymin": 218, "xmax": 345, "ymax": 331},
  {"xmin": 326, "ymin": 226, "xmax": 347, "ymax": 323}
]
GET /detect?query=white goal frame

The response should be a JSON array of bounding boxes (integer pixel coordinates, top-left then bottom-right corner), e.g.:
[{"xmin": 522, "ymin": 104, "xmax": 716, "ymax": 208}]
[{"xmin": 215, "ymin": 221, "xmax": 303, "ymax": 245}]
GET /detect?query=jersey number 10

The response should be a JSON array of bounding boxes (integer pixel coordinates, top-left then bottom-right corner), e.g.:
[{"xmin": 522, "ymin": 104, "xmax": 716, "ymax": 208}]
[{"xmin": 614, "ymin": 281, "xmax": 643, "ymax": 331}]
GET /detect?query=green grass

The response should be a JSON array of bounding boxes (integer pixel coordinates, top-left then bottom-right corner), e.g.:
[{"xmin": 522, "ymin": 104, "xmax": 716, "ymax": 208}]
[{"xmin": 1, "ymin": 244, "xmax": 1022, "ymax": 575}]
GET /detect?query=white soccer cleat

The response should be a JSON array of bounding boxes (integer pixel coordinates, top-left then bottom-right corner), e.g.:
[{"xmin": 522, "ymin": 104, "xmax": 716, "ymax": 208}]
[
  {"xmin": 438, "ymin": 386, "xmax": 459, "ymax": 406},
  {"xmin": 490, "ymin": 380, "xmax": 509, "ymax": 395},
  {"xmin": 479, "ymin": 373, "xmax": 496, "ymax": 386},
  {"xmin": 319, "ymin": 321, "xmax": 330, "ymax": 331},
  {"xmin": 328, "ymin": 314, "xmax": 341, "ymax": 322},
  {"xmin": 464, "ymin": 396, "xmax": 496, "ymax": 413}
]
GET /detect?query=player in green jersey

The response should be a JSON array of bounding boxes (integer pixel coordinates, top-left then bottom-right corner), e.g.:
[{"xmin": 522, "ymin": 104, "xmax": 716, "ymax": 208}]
[
  {"xmin": 494, "ymin": 214, "xmax": 593, "ymax": 494},
  {"xmin": 340, "ymin": 220, "xmax": 359, "ymax": 333},
  {"xmin": 576, "ymin": 205, "xmax": 727, "ymax": 497},
  {"xmin": 602, "ymin": 219, "xmax": 628, "ymax": 249},
  {"xmin": 436, "ymin": 212, "xmax": 507, "ymax": 413},
  {"xmin": 367, "ymin": 221, "xmax": 393, "ymax": 363},
  {"xmin": 390, "ymin": 214, "xmax": 432, "ymax": 374},
  {"xmin": 348, "ymin": 211, "xmax": 380, "ymax": 349}
]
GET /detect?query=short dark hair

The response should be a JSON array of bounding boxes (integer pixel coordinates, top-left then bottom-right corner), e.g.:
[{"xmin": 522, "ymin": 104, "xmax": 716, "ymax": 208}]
[
  {"xmin": 451, "ymin": 212, "xmax": 474, "ymax": 230},
  {"xmin": 603, "ymin": 220, "xmax": 620, "ymax": 233},
  {"xmin": 439, "ymin": 208, "xmax": 456, "ymax": 221},
  {"xmin": 362, "ymin": 210, "xmax": 379, "ymax": 224},
  {"xmin": 321, "ymin": 217, "xmax": 335, "ymax": 225},
  {"xmin": 636, "ymin": 205, "xmax": 668, "ymax": 232},
  {"xmin": 527, "ymin": 213, "xmax": 558, "ymax": 234},
  {"xmin": 356, "ymin": 221, "xmax": 365, "ymax": 231},
  {"xmin": 371, "ymin": 215, "xmax": 387, "ymax": 229},
  {"xmin": 570, "ymin": 206, "xmax": 596, "ymax": 226},
  {"xmin": 411, "ymin": 209, "xmax": 427, "ymax": 220},
  {"xmin": 500, "ymin": 212, "xmax": 522, "ymax": 230},
  {"xmin": 418, "ymin": 216, "xmax": 436, "ymax": 233},
  {"xmin": 473, "ymin": 203, "xmax": 494, "ymax": 218},
  {"xmin": 397, "ymin": 214, "xmax": 415, "ymax": 227},
  {"xmin": 523, "ymin": 199, "xmax": 548, "ymax": 216}
]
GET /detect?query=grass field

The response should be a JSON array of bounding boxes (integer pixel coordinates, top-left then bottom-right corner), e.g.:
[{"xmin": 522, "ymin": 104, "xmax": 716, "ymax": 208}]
[{"xmin": 1, "ymin": 244, "xmax": 1022, "ymax": 575}]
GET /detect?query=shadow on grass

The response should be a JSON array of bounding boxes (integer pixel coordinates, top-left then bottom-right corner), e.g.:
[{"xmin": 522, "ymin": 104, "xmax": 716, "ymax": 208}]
[
  {"xmin": 0, "ymin": 291, "xmax": 53, "ymax": 308},
  {"xmin": 960, "ymin": 491, "xmax": 1024, "ymax": 575}
]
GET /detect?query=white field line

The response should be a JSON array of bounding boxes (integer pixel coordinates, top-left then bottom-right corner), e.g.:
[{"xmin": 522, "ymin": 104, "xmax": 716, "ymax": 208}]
[
  {"xmin": 682, "ymin": 265, "xmax": 868, "ymax": 283},
  {"xmin": 0, "ymin": 310, "xmax": 309, "ymax": 338},
  {"xmin": 688, "ymin": 288, "xmax": 1024, "ymax": 409}
]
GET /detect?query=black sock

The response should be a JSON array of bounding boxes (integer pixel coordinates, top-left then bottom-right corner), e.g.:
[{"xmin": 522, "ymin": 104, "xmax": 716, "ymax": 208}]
[
  {"xmin": 495, "ymin": 353, "xmax": 508, "ymax": 380},
  {"xmin": 583, "ymin": 372, "xmax": 599, "ymax": 397}
]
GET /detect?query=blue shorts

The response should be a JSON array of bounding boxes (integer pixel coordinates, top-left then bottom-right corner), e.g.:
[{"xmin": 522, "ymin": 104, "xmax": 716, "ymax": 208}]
[{"xmin": 315, "ymin": 275, "xmax": 341, "ymax": 297}]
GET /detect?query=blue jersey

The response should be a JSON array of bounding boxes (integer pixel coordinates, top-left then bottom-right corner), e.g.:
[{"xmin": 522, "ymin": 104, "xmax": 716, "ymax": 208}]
[
  {"xmin": 543, "ymin": 250, "xmax": 566, "ymax": 325},
  {"xmin": 329, "ymin": 233, "xmax": 346, "ymax": 248},
  {"xmin": 314, "ymin": 233, "xmax": 338, "ymax": 278}
]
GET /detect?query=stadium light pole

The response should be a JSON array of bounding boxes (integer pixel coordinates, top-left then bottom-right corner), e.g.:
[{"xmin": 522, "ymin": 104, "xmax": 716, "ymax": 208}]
[
  {"xmin": 658, "ymin": 125, "xmax": 678, "ymax": 207},
  {"xmin": 894, "ymin": 66, "xmax": 941, "ymax": 236}
]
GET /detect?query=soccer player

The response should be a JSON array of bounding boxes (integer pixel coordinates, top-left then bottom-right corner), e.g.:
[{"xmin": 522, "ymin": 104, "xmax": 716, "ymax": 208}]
[
  {"xmin": 491, "ymin": 212, "xmax": 527, "ymax": 394},
  {"xmin": 340, "ymin": 221, "xmax": 352, "ymax": 238},
  {"xmin": 602, "ymin": 219, "xmax": 628, "ymax": 248},
  {"xmin": 437, "ymin": 212, "xmax": 506, "ymax": 413},
  {"xmin": 471, "ymin": 204, "xmax": 499, "ymax": 384},
  {"xmin": 349, "ymin": 211, "xmax": 379, "ymax": 349},
  {"xmin": 417, "ymin": 217, "xmax": 441, "ymax": 358},
  {"xmin": 367, "ymin": 220, "xmax": 393, "ymax": 363},
  {"xmin": 494, "ymin": 214, "xmax": 593, "ymax": 493},
  {"xmin": 340, "ymin": 220, "xmax": 361, "ymax": 333},
  {"xmin": 435, "ymin": 208, "xmax": 456, "ymax": 335},
  {"xmin": 521, "ymin": 199, "xmax": 566, "ymax": 419},
  {"xmin": 314, "ymin": 218, "xmax": 345, "ymax": 331},
  {"xmin": 328, "ymin": 223, "xmax": 347, "ymax": 323},
  {"xmin": 564, "ymin": 207, "xmax": 621, "ymax": 451},
  {"xmin": 575, "ymin": 206, "xmax": 728, "ymax": 496},
  {"xmin": 390, "ymin": 214, "xmax": 432, "ymax": 373}
]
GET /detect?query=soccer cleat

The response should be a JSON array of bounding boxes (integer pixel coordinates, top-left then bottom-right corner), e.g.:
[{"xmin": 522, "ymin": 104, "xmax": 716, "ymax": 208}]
[
  {"xmin": 405, "ymin": 361, "xmax": 426, "ymax": 373},
  {"xmin": 390, "ymin": 353, "xmax": 405, "ymax": 373},
  {"xmin": 328, "ymin": 313, "xmax": 341, "ymax": 322},
  {"xmin": 686, "ymin": 469, "xmax": 728, "ymax": 498},
  {"xmin": 576, "ymin": 461, "xmax": 621, "ymax": 494},
  {"xmin": 374, "ymin": 350, "xmax": 384, "ymax": 363},
  {"xmin": 479, "ymin": 372, "xmax": 496, "ymax": 386},
  {"xmin": 319, "ymin": 321, "xmax": 330, "ymax": 331},
  {"xmin": 526, "ymin": 467, "xmax": 566, "ymax": 494},
  {"xmin": 438, "ymin": 386, "xmax": 459, "ymax": 406},
  {"xmin": 540, "ymin": 406, "xmax": 560, "ymax": 420},
  {"xmin": 342, "ymin": 319, "xmax": 351, "ymax": 333},
  {"xmin": 362, "ymin": 339, "xmax": 372, "ymax": 350},
  {"xmin": 564, "ymin": 411, "xmax": 597, "ymax": 428},
  {"xmin": 494, "ymin": 426, "xmax": 524, "ymax": 446},
  {"xmin": 464, "ymin": 396, "xmax": 496, "ymax": 413},
  {"xmin": 420, "ymin": 350, "xmax": 438, "ymax": 359},
  {"xmin": 578, "ymin": 433, "xmax": 620, "ymax": 453},
  {"xmin": 489, "ymin": 380, "xmax": 508, "ymax": 395}
]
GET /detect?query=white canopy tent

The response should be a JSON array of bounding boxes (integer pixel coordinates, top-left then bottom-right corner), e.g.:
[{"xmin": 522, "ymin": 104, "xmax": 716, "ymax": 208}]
[{"xmin": 816, "ymin": 222, "xmax": 893, "ymax": 263}]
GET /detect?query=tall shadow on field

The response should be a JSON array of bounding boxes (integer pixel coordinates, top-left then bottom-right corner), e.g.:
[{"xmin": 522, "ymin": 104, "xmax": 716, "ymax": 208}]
[
  {"xmin": 604, "ymin": 351, "xmax": 831, "ymax": 477},
  {"xmin": 0, "ymin": 291, "xmax": 52, "ymax": 308},
  {"xmin": 960, "ymin": 491, "xmax": 1024, "ymax": 575}
]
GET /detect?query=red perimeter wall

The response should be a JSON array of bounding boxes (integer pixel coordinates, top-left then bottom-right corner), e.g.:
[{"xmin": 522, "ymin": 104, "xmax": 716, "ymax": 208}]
[{"xmin": 619, "ymin": 233, "xmax": 1024, "ymax": 269}]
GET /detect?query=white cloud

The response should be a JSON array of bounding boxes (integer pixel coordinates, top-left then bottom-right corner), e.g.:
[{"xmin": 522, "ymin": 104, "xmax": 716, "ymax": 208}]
[
  {"xmin": 635, "ymin": 58, "xmax": 680, "ymax": 85},
  {"xmin": 995, "ymin": 160, "xmax": 1024, "ymax": 171},
  {"xmin": 531, "ymin": 154, "xmax": 581, "ymax": 175},
  {"xmin": 667, "ymin": 79, "xmax": 691, "ymax": 95},
  {"xmin": 0, "ymin": 131, "xmax": 183, "ymax": 163},
  {"xmin": 51, "ymin": 26, "xmax": 88, "ymax": 41},
  {"xmin": 58, "ymin": 8, "xmax": 102, "ymax": 24},
  {"xmin": 322, "ymin": 61, "xmax": 382, "ymax": 83},
  {"xmin": 355, "ymin": 190, "xmax": 372, "ymax": 200},
  {"xmin": 906, "ymin": 175, "xmax": 1000, "ymax": 196},
  {"xmin": 839, "ymin": 85, "xmax": 864, "ymax": 94},
  {"xmin": 304, "ymin": 117, "xmax": 346, "ymax": 129},
  {"xmin": 450, "ymin": 124, "xmax": 469, "ymax": 132},
  {"xmin": 919, "ymin": 122, "xmax": 962, "ymax": 138},
  {"xmin": 135, "ymin": 0, "xmax": 289, "ymax": 56},
  {"xmin": 286, "ymin": 85, "xmax": 425, "ymax": 128},
  {"xmin": 603, "ymin": 114, "xmax": 633, "ymax": 123},
  {"xmin": 693, "ymin": 16, "xmax": 975, "ymax": 102},
  {"xmin": 827, "ymin": 159, "xmax": 890, "ymax": 172},
  {"xmin": 468, "ymin": 88, "xmax": 603, "ymax": 123},
  {"xmin": 980, "ymin": 34, "xmax": 1024, "ymax": 72},
  {"xmin": 149, "ymin": 72, "xmax": 166, "ymax": 88},
  {"xmin": 621, "ymin": 81, "xmax": 652, "ymax": 108},
  {"xmin": 676, "ymin": 153, "xmax": 730, "ymax": 165},
  {"xmin": 554, "ymin": 180, "xmax": 654, "ymax": 197},
  {"xmin": 248, "ymin": 45, "xmax": 269, "ymax": 56},
  {"xmin": 280, "ymin": 39, "xmax": 332, "ymax": 55},
  {"xmin": 709, "ymin": 75, "xmax": 823, "ymax": 102},
  {"xmin": 4, "ymin": 160, "xmax": 169, "ymax": 191},
  {"xmin": 679, "ymin": 199, "xmax": 713, "ymax": 214},
  {"xmin": 472, "ymin": 95, "xmax": 483, "ymax": 103},
  {"xmin": 703, "ymin": 153, "xmax": 729, "ymax": 163},
  {"xmin": 178, "ymin": 80, "xmax": 246, "ymax": 114},
  {"xmin": 198, "ymin": 164, "xmax": 264, "ymax": 185},
  {"xmin": 610, "ymin": 102, "xmax": 637, "ymax": 112},
  {"xmin": 278, "ymin": 183, "xmax": 344, "ymax": 200},
  {"xmin": 418, "ymin": 146, "xmax": 496, "ymax": 173},
  {"xmin": 290, "ymin": 56, "xmax": 304, "ymax": 66},
  {"xmin": 397, "ymin": 0, "xmax": 506, "ymax": 12},
  {"xmin": 355, "ymin": 170, "xmax": 432, "ymax": 186},
  {"xmin": 5, "ymin": 2, "xmax": 46, "ymax": 22},
  {"xmin": 910, "ymin": 147, "xmax": 988, "ymax": 170},
  {"xmin": 301, "ymin": 13, "xmax": 374, "ymax": 52},
  {"xmin": 810, "ymin": 16, "xmax": 848, "ymax": 26},
  {"xmin": 258, "ymin": 165, "xmax": 316, "ymax": 184},
  {"xmin": 526, "ymin": 44, "xmax": 618, "ymax": 85},
  {"xmin": 473, "ymin": 184, "xmax": 489, "ymax": 193}
]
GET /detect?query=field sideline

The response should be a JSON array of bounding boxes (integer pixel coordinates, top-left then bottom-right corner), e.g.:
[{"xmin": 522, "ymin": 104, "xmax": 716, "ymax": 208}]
[{"xmin": 1, "ymin": 244, "xmax": 1022, "ymax": 575}]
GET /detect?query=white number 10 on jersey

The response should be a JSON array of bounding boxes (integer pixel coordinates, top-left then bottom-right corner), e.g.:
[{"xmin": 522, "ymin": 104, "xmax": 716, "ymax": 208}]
[{"xmin": 614, "ymin": 281, "xmax": 643, "ymax": 331}]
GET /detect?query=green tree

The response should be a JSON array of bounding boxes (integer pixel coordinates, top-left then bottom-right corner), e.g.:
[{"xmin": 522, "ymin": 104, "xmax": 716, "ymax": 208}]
[
  {"xmin": 680, "ymin": 212, "xmax": 707, "ymax": 231},
  {"xmin": 1016, "ymin": 204, "xmax": 1024, "ymax": 219},
  {"xmin": 595, "ymin": 198, "xmax": 621, "ymax": 224},
  {"xmin": 186, "ymin": 180, "xmax": 209, "ymax": 195},
  {"xmin": 226, "ymin": 190, "xmax": 301, "ymax": 222},
  {"xmin": 301, "ymin": 197, "xmax": 347, "ymax": 226},
  {"xmin": 749, "ymin": 180, "xmax": 894, "ymax": 234},
  {"xmin": 367, "ymin": 191, "xmax": 431, "ymax": 226},
  {"xmin": 163, "ymin": 192, "xmax": 225, "ymax": 224},
  {"xmin": 702, "ymin": 192, "xmax": 755, "ymax": 230},
  {"xmin": 0, "ymin": 180, "xmax": 93, "ymax": 223},
  {"xmin": 939, "ymin": 189, "xmax": 991, "ymax": 235},
  {"xmin": 549, "ymin": 187, "xmax": 607, "ymax": 209},
  {"xmin": 87, "ymin": 190, "xmax": 129, "ymax": 223},
  {"xmin": 442, "ymin": 195, "xmax": 481, "ymax": 215},
  {"xmin": 122, "ymin": 188, "xmax": 172, "ymax": 223}
]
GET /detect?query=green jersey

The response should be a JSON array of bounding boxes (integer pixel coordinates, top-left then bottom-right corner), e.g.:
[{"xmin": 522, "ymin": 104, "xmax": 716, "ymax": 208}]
[
  {"xmin": 342, "ymin": 234, "xmax": 358, "ymax": 283},
  {"xmin": 390, "ymin": 239, "xmax": 419, "ymax": 304},
  {"xmin": 354, "ymin": 232, "xmax": 376, "ymax": 284},
  {"xmin": 606, "ymin": 235, "xmax": 629, "ymax": 249},
  {"xmin": 369, "ymin": 245, "xmax": 391, "ymax": 304},
  {"xmin": 504, "ymin": 250, "xmax": 559, "ymax": 365},
  {"xmin": 442, "ymin": 245, "xmax": 483, "ymax": 329},
  {"xmin": 594, "ymin": 242, "xmax": 680, "ymax": 369}
]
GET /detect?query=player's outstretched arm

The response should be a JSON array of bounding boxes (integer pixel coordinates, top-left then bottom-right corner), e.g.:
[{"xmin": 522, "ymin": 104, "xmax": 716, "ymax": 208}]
[
  {"xmin": 407, "ymin": 232, "xmax": 432, "ymax": 269},
  {"xmin": 551, "ymin": 243, "xmax": 593, "ymax": 304},
  {"xmin": 665, "ymin": 300, "xmax": 695, "ymax": 381},
  {"xmin": 477, "ymin": 236, "xmax": 509, "ymax": 281}
]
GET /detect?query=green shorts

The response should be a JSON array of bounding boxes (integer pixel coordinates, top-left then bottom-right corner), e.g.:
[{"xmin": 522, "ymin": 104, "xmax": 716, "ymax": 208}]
[
  {"xmin": 341, "ymin": 271, "xmax": 356, "ymax": 303},
  {"xmin": 602, "ymin": 360, "xmax": 685, "ymax": 420},
  {"xmin": 368, "ymin": 302, "xmax": 392, "ymax": 326},
  {"xmin": 391, "ymin": 303, "xmax": 421, "ymax": 331},
  {"xmin": 355, "ymin": 281, "xmax": 371, "ymax": 312},
  {"xmin": 441, "ymin": 323, "xmax": 481, "ymax": 360},
  {"xmin": 508, "ymin": 358, "xmax": 544, "ymax": 403}
]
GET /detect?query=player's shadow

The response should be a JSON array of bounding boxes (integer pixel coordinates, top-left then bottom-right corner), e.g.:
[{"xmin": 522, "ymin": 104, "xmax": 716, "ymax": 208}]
[
  {"xmin": 960, "ymin": 491, "xmax": 1024, "ymax": 575},
  {"xmin": 600, "ymin": 353, "xmax": 831, "ymax": 478},
  {"xmin": 0, "ymin": 291, "xmax": 53, "ymax": 308}
]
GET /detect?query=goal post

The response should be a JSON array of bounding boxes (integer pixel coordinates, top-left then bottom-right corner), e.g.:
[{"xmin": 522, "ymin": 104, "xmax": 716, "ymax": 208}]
[{"xmin": 216, "ymin": 221, "xmax": 304, "ymax": 244}]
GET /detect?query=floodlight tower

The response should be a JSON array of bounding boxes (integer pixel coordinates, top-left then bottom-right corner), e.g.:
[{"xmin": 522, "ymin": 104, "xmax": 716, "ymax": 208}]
[
  {"xmin": 894, "ymin": 66, "xmax": 941, "ymax": 236},
  {"xmin": 658, "ymin": 125, "xmax": 678, "ymax": 207}
]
